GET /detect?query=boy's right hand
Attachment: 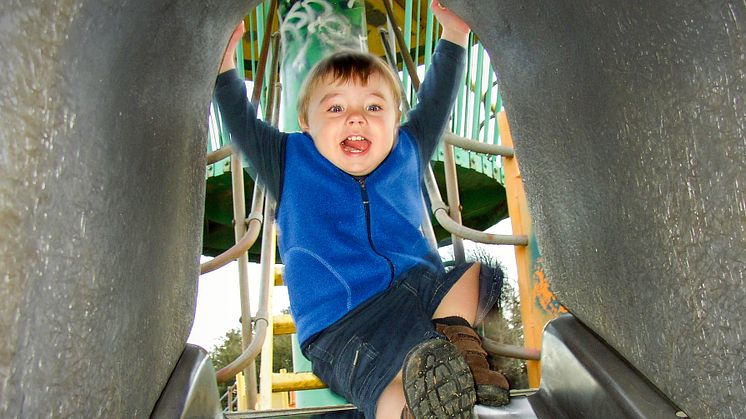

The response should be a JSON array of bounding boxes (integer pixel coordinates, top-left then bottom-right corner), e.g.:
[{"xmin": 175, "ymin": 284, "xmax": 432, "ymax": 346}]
[{"xmin": 219, "ymin": 20, "xmax": 246, "ymax": 74}]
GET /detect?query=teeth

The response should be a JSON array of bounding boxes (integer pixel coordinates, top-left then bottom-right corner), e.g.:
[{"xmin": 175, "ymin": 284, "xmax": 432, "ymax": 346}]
[{"xmin": 346, "ymin": 135, "xmax": 365, "ymax": 141}]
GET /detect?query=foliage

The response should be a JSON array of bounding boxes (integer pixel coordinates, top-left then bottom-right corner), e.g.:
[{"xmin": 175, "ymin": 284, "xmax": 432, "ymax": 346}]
[
  {"xmin": 209, "ymin": 321, "xmax": 295, "ymax": 408},
  {"xmin": 467, "ymin": 246, "xmax": 530, "ymax": 389},
  {"xmin": 209, "ymin": 329, "xmax": 242, "ymax": 404}
]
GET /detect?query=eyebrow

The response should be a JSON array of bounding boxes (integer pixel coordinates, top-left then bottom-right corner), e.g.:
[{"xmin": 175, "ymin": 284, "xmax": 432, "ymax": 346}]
[{"xmin": 318, "ymin": 90, "xmax": 389, "ymax": 105}]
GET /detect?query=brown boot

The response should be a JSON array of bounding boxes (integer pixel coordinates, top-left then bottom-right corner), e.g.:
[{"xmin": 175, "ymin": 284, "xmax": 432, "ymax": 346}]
[
  {"xmin": 402, "ymin": 339, "xmax": 476, "ymax": 418},
  {"xmin": 436, "ymin": 323, "xmax": 510, "ymax": 407}
]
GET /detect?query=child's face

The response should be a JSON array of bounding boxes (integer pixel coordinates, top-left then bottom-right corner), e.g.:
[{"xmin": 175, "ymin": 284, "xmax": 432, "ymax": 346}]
[{"xmin": 299, "ymin": 73, "xmax": 400, "ymax": 176}]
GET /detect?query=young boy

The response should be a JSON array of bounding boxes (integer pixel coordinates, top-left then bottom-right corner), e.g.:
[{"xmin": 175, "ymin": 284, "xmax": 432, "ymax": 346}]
[{"xmin": 215, "ymin": 2, "xmax": 508, "ymax": 417}]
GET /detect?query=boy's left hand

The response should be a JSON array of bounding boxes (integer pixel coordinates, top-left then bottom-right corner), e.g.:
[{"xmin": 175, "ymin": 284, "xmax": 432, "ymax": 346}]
[
  {"xmin": 219, "ymin": 20, "xmax": 246, "ymax": 74},
  {"xmin": 431, "ymin": 0, "xmax": 471, "ymax": 47}
]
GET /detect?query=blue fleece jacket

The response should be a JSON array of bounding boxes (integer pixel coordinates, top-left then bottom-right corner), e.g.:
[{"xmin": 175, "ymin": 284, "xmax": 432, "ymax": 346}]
[
  {"xmin": 278, "ymin": 129, "xmax": 443, "ymax": 344},
  {"xmin": 214, "ymin": 40, "xmax": 466, "ymax": 345}
]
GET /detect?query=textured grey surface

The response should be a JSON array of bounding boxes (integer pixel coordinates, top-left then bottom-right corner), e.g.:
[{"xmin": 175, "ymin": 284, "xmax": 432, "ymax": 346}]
[
  {"xmin": 2, "ymin": 0, "xmax": 743, "ymax": 417},
  {"xmin": 444, "ymin": 1, "xmax": 745, "ymax": 418},
  {"xmin": 0, "ymin": 1, "xmax": 254, "ymax": 416}
]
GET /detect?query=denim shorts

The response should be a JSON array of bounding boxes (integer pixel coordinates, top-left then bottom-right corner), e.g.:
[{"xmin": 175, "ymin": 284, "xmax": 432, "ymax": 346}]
[{"xmin": 301, "ymin": 262, "xmax": 504, "ymax": 418}]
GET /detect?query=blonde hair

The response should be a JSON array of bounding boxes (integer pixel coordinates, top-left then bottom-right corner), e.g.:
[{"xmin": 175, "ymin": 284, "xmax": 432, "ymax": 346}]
[{"xmin": 297, "ymin": 50, "xmax": 403, "ymax": 125}]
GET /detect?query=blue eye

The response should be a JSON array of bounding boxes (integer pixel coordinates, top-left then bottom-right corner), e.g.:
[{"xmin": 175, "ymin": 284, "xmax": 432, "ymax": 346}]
[
  {"xmin": 367, "ymin": 104, "xmax": 382, "ymax": 111},
  {"xmin": 328, "ymin": 105, "xmax": 343, "ymax": 112}
]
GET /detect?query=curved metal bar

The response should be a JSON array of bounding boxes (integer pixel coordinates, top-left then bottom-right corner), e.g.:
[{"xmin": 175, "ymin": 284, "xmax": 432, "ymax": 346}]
[
  {"xmin": 381, "ymin": 0, "xmax": 421, "ymax": 90},
  {"xmin": 216, "ymin": 196, "xmax": 276, "ymax": 383},
  {"xmin": 433, "ymin": 207, "xmax": 528, "ymax": 246},
  {"xmin": 482, "ymin": 336, "xmax": 541, "ymax": 361},
  {"xmin": 206, "ymin": 145, "xmax": 233, "ymax": 165},
  {"xmin": 250, "ymin": 0, "xmax": 279, "ymax": 107},
  {"xmin": 262, "ymin": 33, "xmax": 282, "ymax": 122},
  {"xmin": 199, "ymin": 185, "xmax": 266, "ymax": 275},
  {"xmin": 443, "ymin": 132, "xmax": 514, "ymax": 157},
  {"xmin": 425, "ymin": 165, "xmax": 528, "ymax": 246},
  {"xmin": 443, "ymin": 143, "xmax": 466, "ymax": 263}
]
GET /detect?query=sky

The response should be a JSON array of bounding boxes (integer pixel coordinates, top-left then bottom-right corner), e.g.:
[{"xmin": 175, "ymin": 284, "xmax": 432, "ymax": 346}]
[{"xmin": 187, "ymin": 218, "xmax": 518, "ymax": 352}]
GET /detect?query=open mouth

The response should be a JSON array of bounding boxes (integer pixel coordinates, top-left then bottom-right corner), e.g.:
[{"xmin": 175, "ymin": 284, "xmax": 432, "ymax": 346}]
[{"xmin": 341, "ymin": 135, "xmax": 371, "ymax": 154}]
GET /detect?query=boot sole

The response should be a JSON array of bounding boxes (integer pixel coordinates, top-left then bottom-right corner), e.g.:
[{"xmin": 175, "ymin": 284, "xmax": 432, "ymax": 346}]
[
  {"xmin": 402, "ymin": 339, "xmax": 476, "ymax": 419},
  {"xmin": 476, "ymin": 384, "xmax": 511, "ymax": 407}
]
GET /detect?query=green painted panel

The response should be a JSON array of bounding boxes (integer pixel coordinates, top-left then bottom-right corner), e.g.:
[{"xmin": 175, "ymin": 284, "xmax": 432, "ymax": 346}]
[{"xmin": 278, "ymin": 0, "xmax": 368, "ymax": 131}]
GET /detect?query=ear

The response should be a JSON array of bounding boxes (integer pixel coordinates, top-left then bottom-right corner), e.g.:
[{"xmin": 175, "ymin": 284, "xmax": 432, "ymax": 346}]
[{"xmin": 298, "ymin": 116, "xmax": 309, "ymax": 132}]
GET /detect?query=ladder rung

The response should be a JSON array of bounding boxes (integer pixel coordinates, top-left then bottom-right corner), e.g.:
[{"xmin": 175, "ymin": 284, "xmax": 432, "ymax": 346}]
[
  {"xmin": 271, "ymin": 372, "xmax": 326, "ymax": 392},
  {"xmin": 273, "ymin": 314, "xmax": 295, "ymax": 335},
  {"xmin": 274, "ymin": 264, "xmax": 284, "ymax": 286}
]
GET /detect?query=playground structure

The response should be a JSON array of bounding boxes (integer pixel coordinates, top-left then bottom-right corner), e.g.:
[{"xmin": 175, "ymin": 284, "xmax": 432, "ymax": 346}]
[{"xmin": 1, "ymin": 0, "xmax": 744, "ymax": 418}]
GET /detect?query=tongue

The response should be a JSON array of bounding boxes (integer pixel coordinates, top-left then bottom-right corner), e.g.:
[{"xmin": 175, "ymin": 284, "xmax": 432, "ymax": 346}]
[{"xmin": 342, "ymin": 139, "xmax": 370, "ymax": 153}]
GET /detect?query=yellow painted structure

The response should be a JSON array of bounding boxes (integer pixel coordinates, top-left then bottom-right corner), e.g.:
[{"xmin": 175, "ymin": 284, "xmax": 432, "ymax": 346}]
[
  {"xmin": 273, "ymin": 314, "xmax": 296, "ymax": 335},
  {"xmin": 499, "ymin": 111, "xmax": 566, "ymax": 387},
  {"xmin": 272, "ymin": 372, "xmax": 327, "ymax": 393}
]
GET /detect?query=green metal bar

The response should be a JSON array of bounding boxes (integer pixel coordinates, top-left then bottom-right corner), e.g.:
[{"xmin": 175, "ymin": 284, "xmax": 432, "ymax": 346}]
[
  {"xmin": 249, "ymin": 13, "xmax": 257, "ymax": 79},
  {"xmin": 483, "ymin": 64, "xmax": 494, "ymax": 143},
  {"xmin": 402, "ymin": 0, "xmax": 413, "ymax": 100},
  {"xmin": 470, "ymin": 45, "xmax": 484, "ymax": 140},
  {"xmin": 481, "ymin": 70, "xmax": 495, "ymax": 176},
  {"xmin": 424, "ymin": 3, "xmax": 434, "ymax": 69},
  {"xmin": 256, "ymin": 1, "xmax": 266, "ymax": 107},
  {"xmin": 411, "ymin": 0, "xmax": 422, "ymax": 108},
  {"xmin": 250, "ymin": 0, "xmax": 278, "ymax": 107},
  {"xmin": 236, "ymin": 31, "xmax": 246, "ymax": 77},
  {"xmin": 262, "ymin": 0, "xmax": 274, "ymax": 107},
  {"xmin": 494, "ymin": 88, "xmax": 503, "ymax": 182},
  {"xmin": 456, "ymin": 33, "xmax": 472, "ymax": 138},
  {"xmin": 383, "ymin": 0, "xmax": 420, "ymax": 91}
]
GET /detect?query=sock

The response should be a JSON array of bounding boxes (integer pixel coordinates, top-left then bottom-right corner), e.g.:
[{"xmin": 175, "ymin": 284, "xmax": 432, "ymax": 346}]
[{"xmin": 433, "ymin": 316, "xmax": 471, "ymax": 328}]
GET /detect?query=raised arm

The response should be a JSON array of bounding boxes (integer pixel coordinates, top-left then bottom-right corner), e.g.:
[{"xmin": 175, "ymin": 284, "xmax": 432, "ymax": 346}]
[
  {"xmin": 214, "ymin": 20, "xmax": 285, "ymax": 201},
  {"xmin": 432, "ymin": 0, "xmax": 470, "ymax": 48},
  {"xmin": 402, "ymin": 1, "xmax": 470, "ymax": 163}
]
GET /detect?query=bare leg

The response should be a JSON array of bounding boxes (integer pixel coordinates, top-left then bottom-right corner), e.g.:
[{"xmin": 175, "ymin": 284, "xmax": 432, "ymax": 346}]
[
  {"xmin": 432, "ymin": 262, "xmax": 481, "ymax": 325},
  {"xmin": 375, "ymin": 371, "xmax": 405, "ymax": 419},
  {"xmin": 375, "ymin": 263, "xmax": 483, "ymax": 418},
  {"xmin": 432, "ymin": 262, "xmax": 510, "ymax": 407}
]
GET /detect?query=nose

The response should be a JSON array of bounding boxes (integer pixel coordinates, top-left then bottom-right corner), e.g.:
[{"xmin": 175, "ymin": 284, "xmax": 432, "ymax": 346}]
[{"xmin": 347, "ymin": 111, "xmax": 365, "ymax": 125}]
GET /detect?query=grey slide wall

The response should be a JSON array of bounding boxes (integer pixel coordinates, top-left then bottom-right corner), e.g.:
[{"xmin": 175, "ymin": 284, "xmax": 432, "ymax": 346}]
[
  {"xmin": 1, "ymin": 0, "xmax": 743, "ymax": 418},
  {"xmin": 0, "ymin": 1, "xmax": 251, "ymax": 417},
  {"xmin": 445, "ymin": 1, "xmax": 744, "ymax": 418}
]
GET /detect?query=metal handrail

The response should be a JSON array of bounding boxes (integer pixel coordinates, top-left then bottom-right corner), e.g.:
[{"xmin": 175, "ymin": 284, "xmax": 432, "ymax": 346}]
[
  {"xmin": 201, "ymin": 31, "xmax": 283, "ymax": 276},
  {"xmin": 381, "ymin": 0, "xmax": 420, "ymax": 91},
  {"xmin": 379, "ymin": 25, "xmax": 525, "ymax": 247},
  {"xmin": 482, "ymin": 336, "xmax": 541, "ymax": 361},
  {"xmin": 425, "ymin": 166, "xmax": 529, "ymax": 246},
  {"xmin": 216, "ymin": 37, "xmax": 284, "ymax": 385},
  {"xmin": 206, "ymin": 145, "xmax": 233, "ymax": 165},
  {"xmin": 263, "ymin": 33, "xmax": 282, "ymax": 123},
  {"xmin": 443, "ymin": 142, "xmax": 466, "ymax": 263},
  {"xmin": 250, "ymin": 0, "xmax": 279, "ymax": 107},
  {"xmin": 216, "ymin": 196, "xmax": 276, "ymax": 383},
  {"xmin": 443, "ymin": 132, "xmax": 514, "ymax": 157},
  {"xmin": 200, "ymin": 186, "xmax": 265, "ymax": 275}
]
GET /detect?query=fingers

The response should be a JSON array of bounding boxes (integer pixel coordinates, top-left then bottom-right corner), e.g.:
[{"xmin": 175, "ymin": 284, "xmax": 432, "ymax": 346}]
[
  {"xmin": 230, "ymin": 20, "xmax": 245, "ymax": 48},
  {"xmin": 219, "ymin": 20, "xmax": 245, "ymax": 74}
]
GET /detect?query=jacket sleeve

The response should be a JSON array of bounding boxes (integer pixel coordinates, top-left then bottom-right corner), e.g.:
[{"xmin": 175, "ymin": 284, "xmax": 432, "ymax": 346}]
[
  {"xmin": 213, "ymin": 69, "xmax": 285, "ymax": 201},
  {"xmin": 401, "ymin": 39, "xmax": 467, "ymax": 168}
]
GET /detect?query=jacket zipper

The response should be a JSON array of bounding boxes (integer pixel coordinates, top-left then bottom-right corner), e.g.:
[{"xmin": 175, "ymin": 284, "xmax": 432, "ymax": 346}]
[{"xmin": 356, "ymin": 177, "xmax": 395, "ymax": 280}]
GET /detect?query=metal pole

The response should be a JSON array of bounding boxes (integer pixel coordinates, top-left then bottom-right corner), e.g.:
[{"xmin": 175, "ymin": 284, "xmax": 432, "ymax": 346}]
[
  {"xmin": 230, "ymin": 152, "xmax": 258, "ymax": 408},
  {"xmin": 443, "ymin": 144, "xmax": 465, "ymax": 264},
  {"xmin": 382, "ymin": 0, "xmax": 420, "ymax": 90}
]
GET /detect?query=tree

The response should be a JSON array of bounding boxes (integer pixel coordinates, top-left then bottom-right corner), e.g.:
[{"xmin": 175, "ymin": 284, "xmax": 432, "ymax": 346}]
[
  {"xmin": 466, "ymin": 245, "xmax": 529, "ymax": 389},
  {"xmin": 209, "ymin": 329, "xmax": 243, "ymax": 404},
  {"xmin": 209, "ymin": 321, "xmax": 296, "ymax": 407}
]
